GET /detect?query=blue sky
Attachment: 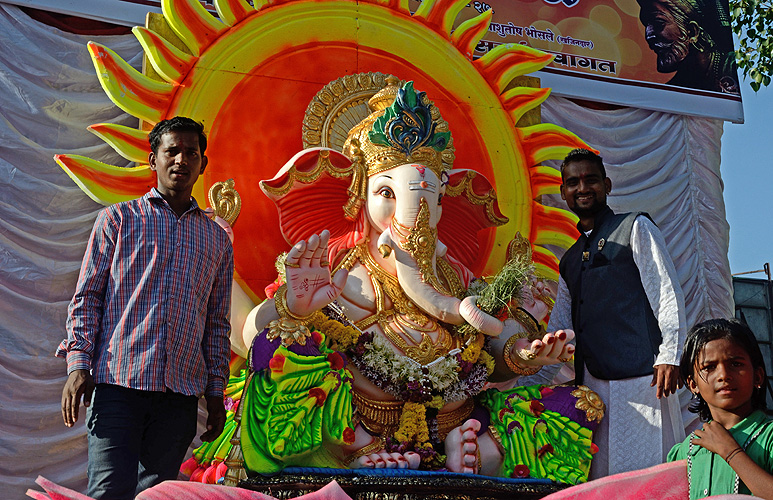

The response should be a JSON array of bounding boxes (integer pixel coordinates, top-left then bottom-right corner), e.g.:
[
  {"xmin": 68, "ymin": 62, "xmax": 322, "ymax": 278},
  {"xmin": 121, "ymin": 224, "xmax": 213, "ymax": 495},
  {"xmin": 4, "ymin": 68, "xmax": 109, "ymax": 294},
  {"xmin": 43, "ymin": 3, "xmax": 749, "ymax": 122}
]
[{"xmin": 721, "ymin": 85, "xmax": 773, "ymax": 276}]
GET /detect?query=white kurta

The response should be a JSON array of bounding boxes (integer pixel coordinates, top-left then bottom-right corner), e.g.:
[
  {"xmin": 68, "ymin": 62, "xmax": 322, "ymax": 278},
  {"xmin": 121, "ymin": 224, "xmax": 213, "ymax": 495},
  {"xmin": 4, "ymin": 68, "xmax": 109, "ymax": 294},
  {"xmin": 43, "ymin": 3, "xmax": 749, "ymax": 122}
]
[{"xmin": 530, "ymin": 215, "xmax": 687, "ymax": 479}]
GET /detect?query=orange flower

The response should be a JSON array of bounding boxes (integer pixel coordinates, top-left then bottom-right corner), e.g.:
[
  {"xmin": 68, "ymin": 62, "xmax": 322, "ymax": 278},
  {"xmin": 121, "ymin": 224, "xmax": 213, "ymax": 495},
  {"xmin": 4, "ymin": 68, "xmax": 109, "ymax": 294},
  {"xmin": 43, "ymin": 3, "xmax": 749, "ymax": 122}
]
[
  {"xmin": 343, "ymin": 427, "xmax": 356, "ymax": 444},
  {"xmin": 537, "ymin": 443, "xmax": 554, "ymax": 459},
  {"xmin": 529, "ymin": 400, "xmax": 545, "ymax": 416},
  {"xmin": 327, "ymin": 352, "xmax": 344, "ymax": 370},
  {"xmin": 268, "ymin": 354, "xmax": 286, "ymax": 372},
  {"xmin": 308, "ymin": 387, "xmax": 327, "ymax": 406},
  {"xmin": 264, "ymin": 279, "xmax": 281, "ymax": 298}
]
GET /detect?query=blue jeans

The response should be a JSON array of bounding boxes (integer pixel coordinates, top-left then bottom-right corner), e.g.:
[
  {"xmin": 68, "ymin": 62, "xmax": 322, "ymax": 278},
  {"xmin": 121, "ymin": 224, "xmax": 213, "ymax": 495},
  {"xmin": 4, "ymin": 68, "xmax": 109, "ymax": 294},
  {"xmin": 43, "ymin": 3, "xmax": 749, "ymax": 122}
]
[{"xmin": 86, "ymin": 384, "xmax": 198, "ymax": 500}]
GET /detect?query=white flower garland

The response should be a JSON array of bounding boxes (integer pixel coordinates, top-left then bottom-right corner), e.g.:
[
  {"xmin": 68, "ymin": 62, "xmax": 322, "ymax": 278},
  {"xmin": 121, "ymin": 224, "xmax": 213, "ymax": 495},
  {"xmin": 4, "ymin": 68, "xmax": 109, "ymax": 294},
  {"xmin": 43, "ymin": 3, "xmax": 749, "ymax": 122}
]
[{"xmin": 360, "ymin": 334, "xmax": 461, "ymax": 392}]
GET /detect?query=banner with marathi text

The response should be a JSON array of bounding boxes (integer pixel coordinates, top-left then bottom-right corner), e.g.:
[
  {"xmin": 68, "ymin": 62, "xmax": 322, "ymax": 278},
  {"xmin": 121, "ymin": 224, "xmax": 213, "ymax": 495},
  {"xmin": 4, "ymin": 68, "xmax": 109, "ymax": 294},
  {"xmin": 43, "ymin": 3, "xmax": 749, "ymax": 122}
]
[
  {"xmin": 3, "ymin": 0, "xmax": 743, "ymax": 122},
  {"xmin": 454, "ymin": 0, "xmax": 743, "ymax": 122}
]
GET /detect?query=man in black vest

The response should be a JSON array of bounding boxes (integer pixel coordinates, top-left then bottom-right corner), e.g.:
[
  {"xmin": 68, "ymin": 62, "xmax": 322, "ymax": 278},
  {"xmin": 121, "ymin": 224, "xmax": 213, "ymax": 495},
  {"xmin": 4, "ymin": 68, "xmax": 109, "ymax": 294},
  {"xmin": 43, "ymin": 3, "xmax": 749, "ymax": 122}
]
[{"xmin": 547, "ymin": 148, "xmax": 686, "ymax": 479}]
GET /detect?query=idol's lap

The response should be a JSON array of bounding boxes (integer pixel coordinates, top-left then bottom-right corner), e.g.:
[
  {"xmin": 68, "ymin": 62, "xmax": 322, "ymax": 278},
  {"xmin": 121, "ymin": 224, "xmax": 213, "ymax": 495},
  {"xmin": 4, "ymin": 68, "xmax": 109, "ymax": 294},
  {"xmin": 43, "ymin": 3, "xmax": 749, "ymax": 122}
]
[{"xmin": 221, "ymin": 79, "xmax": 601, "ymax": 484}]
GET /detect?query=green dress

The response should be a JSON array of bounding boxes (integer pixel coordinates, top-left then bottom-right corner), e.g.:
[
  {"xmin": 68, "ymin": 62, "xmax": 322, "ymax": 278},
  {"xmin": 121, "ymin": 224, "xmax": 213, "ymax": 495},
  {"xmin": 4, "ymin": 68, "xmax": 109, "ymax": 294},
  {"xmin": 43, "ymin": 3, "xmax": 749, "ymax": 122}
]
[{"xmin": 667, "ymin": 410, "xmax": 773, "ymax": 499}]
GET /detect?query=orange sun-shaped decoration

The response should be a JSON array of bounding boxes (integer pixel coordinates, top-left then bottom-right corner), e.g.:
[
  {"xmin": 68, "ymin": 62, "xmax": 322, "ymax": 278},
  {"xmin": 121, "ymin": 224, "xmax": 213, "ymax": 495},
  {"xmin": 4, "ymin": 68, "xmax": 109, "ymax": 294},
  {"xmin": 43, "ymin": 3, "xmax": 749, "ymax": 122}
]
[{"xmin": 54, "ymin": 0, "xmax": 587, "ymax": 302}]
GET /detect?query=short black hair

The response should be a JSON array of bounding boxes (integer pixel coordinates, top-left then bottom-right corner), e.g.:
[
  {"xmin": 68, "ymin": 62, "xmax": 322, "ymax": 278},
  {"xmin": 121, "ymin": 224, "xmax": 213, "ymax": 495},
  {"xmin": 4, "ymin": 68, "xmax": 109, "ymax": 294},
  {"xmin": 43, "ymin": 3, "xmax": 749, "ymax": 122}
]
[
  {"xmin": 560, "ymin": 148, "xmax": 606, "ymax": 180},
  {"xmin": 681, "ymin": 318, "xmax": 768, "ymax": 421},
  {"xmin": 148, "ymin": 116, "xmax": 207, "ymax": 155}
]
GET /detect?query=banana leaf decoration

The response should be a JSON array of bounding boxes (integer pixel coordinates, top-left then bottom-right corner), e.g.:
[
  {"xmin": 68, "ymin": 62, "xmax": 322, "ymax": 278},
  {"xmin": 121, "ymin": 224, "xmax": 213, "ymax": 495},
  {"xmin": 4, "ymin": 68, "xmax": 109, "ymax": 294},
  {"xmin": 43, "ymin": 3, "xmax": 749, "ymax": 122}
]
[{"xmin": 241, "ymin": 338, "xmax": 355, "ymax": 474}]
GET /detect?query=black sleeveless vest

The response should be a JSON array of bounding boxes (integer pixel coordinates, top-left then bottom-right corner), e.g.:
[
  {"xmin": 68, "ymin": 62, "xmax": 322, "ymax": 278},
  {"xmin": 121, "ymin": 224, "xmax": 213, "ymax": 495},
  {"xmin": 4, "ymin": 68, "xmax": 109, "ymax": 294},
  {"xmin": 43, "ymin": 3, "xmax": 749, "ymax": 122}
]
[{"xmin": 559, "ymin": 207, "xmax": 662, "ymax": 381}]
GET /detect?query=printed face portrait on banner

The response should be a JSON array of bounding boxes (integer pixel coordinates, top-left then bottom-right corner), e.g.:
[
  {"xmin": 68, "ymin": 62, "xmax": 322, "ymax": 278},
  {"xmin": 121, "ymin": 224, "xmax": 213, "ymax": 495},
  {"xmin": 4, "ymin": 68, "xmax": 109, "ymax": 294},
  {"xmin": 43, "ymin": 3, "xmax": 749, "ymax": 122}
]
[
  {"xmin": 635, "ymin": 0, "xmax": 740, "ymax": 94},
  {"xmin": 437, "ymin": 0, "xmax": 743, "ymax": 120}
]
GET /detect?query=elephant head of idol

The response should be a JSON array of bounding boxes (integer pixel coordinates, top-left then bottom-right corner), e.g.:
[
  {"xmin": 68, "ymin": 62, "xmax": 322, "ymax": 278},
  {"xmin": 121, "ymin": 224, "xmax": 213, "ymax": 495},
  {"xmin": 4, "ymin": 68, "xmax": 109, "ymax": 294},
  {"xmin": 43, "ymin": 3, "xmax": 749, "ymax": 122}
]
[{"xmin": 260, "ymin": 77, "xmax": 508, "ymax": 322}]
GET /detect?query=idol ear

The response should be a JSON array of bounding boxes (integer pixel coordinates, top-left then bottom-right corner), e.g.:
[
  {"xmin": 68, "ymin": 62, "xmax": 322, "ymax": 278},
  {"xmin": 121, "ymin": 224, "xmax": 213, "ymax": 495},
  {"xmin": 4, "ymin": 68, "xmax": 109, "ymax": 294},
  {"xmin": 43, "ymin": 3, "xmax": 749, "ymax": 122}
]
[
  {"xmin": 439, "ymin": 169, "xmax": 508, "ymax": 272},
  {"xmin": 260, "ymin": 148, "xmax": 369, "ymax": 260}
]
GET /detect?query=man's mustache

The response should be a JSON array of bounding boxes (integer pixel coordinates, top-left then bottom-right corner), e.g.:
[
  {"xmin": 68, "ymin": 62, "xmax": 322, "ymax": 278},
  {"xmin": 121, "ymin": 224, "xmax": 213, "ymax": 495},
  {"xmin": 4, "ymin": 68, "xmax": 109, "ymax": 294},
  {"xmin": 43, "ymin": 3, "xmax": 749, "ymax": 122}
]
[{"xmin": 649, "ymin": 40, "xmax": 673, "ymax": 51}]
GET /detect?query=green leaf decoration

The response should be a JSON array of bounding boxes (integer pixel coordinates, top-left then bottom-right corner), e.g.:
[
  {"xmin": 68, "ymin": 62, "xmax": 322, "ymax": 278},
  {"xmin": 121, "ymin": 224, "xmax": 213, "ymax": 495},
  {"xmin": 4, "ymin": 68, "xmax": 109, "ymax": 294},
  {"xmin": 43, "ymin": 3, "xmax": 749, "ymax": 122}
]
[{"xmin": 368, "ymin": 81, "xmax": 451, "ymax": 155}]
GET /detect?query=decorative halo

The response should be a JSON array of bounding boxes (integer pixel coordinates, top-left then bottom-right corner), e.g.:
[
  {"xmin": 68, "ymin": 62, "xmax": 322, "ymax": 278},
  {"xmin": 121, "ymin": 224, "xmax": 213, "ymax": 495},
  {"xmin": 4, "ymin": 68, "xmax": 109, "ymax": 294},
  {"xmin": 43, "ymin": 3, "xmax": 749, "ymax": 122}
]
[{"xmin": 54, "ymin": 0, "xmax": 589, "ymax": 301}]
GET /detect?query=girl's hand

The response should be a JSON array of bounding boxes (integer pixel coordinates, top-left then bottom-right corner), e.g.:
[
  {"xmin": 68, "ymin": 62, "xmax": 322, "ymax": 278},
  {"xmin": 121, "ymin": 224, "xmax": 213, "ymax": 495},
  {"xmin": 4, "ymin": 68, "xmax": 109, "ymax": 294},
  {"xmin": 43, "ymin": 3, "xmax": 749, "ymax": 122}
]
[
  {"xmin": 694, "ymin": 420, "xmax": 773, "ymax": 499},
  {"xmin": 691, "ymin": 421, "xmax": 741, "ymax": 459}
]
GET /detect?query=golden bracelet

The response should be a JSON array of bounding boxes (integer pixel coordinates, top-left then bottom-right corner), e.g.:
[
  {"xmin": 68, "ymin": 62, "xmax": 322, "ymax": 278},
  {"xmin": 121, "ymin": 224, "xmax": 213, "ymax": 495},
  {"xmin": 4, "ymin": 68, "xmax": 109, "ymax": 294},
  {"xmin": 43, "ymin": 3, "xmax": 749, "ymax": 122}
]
[
  {"xmin": 274, "ymin": 284, "xmax": 316, "ymax": 325},
  {"xmin": 343, "ymin": 437, "xmax": 385, "ymax": 465},
  {"xmin": 513, "ymin": 307, "xmax": 544, "ymax": 341},
  {"xmin": 487, "ymin": 425, "xmax": 506, "ymax": 456},
  {"xmin": 503, "ymin": 334, "xmax": 541, "ymax": 376}
]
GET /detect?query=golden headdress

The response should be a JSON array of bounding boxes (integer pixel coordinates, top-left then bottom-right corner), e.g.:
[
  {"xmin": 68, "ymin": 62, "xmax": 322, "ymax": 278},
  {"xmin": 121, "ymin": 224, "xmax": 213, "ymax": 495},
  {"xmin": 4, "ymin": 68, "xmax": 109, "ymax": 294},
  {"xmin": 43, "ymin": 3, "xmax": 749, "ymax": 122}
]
[{"xmin": 341, "ymin": 77, "xmax": 453, "ymax": 220}]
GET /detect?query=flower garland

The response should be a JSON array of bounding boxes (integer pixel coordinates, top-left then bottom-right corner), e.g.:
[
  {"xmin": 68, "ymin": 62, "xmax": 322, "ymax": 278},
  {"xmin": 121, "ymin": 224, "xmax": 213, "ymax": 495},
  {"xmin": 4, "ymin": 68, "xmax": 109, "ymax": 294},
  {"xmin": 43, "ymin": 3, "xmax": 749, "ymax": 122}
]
[
  {"xmin": 317, "ymin": 303, "xmax": 494, "ymax": 406},
  {"xmin": 394, "ymin": 402, "xmax": 430, "ymax": 444},
  {"xmin": 310, "ymin": 304, "xmax": 493, "ymax": 467}
]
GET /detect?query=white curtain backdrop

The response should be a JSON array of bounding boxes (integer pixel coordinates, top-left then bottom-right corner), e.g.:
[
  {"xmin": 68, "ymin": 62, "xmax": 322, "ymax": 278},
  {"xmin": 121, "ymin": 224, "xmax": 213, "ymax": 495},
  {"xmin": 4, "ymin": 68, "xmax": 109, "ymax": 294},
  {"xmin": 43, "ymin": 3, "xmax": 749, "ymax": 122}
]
[
  {"xmin": 541, "ymin": 98, "xmax": 734, "ymax": 328},
  {"xmin": 0, "ymin": 2, "xmax": 733, "ymax": 497},
  {"xmin": 0, "ymin": 3, "xmax": 141, "ymax": 496}
]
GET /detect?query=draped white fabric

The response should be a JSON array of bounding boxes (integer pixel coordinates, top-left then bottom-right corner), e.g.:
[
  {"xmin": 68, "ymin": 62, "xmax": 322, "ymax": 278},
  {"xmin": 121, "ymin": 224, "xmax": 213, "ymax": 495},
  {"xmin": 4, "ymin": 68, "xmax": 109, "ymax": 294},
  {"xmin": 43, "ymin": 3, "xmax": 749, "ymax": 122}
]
[
  {"xmin": 0, "ymin": 2, "xmax": 732, "ymax": 497},
  {"xmin": 541, "ymin": 98, "xmax": 734, "ymax": 326},
  {"xmin": 0, "ymin": 4, "xmax": 141, "ymax": 496}
]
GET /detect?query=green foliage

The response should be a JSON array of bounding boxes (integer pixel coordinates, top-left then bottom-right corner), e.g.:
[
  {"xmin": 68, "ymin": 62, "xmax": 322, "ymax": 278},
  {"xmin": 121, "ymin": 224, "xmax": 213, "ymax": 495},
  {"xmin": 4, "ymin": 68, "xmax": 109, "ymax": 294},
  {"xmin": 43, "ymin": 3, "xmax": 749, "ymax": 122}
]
[{"xmin": 731, "ymin": 0, "xmax": 773, "ymax": 91}]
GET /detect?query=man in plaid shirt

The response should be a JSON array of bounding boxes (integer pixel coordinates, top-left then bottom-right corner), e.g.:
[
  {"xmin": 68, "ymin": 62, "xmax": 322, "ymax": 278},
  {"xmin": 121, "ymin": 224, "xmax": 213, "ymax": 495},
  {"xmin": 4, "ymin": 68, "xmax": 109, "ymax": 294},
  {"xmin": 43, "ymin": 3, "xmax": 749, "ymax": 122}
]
[{"xmin": 57, "ymin": 117, "xmax": 233, "ymax": 499}]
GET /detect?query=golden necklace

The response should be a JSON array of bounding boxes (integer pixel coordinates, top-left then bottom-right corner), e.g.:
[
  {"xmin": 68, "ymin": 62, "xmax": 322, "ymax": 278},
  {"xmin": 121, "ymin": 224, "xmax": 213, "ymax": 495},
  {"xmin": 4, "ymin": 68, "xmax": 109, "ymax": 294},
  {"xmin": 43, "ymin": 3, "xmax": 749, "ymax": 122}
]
[{"xmin": 351, "ymin": 244, "xmax": 465, "ymax": 365}]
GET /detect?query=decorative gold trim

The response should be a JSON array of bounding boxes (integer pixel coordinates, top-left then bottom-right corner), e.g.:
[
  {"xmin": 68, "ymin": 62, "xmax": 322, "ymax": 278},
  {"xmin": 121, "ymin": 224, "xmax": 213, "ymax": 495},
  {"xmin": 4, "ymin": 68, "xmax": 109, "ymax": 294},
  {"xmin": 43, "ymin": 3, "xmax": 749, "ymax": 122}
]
[
  {"xmin": 266, "ymin": 317, "xmax": 319, "ymax": 347},
  {"xmin": 207, "ymin": 178, "xmax": 241, "ymax": 225},
  {"xmin": 437, "ymin": 258, "xmax": 465, "ymax": 299},
  {"xmin": 354, "ymin": 243, "xmax": 470, "ymax": 365},
  {"xmin": 222, "ymin": 371, "xmax": 252, "ymax": 487},
  {"xmin": 506, "ymin": 232, "xmax": 532, "ymax": 264},
  {"xmin": 343, "ymin": 436, "xmax": 386, "ymax": 465},
  {"xmin": 356, "ymin": 244, "xmax": 429, "ymax": 325},
  {"xmin": 571, "ymin": 385, "xmax": 606, "ymax": 423},
  {"xmin": 436, "ymin": 398, "xmax": 475, "ymax": 441},
  {"xmin": 274, "ymin": 284, "xmax": 317, "ymax": 324},
  {"xmin": 364, "ymin": 144, "xmax": 445, "ymax": 180},
  {"xmin": 304, "ymin": 73, "xmax": 456, "ymax": 175},
  {"xmin": 332, "ymin": 247, "xmax": 358, "ymax": 276},
  {"xmin": 302, "ymin": 72, "xmax": 400, "ymax": 152},
  {"xmin": 352, "ymin": 390, "xmax": 474, "ymax": 443},
  {"xmin": 503, "ymin": 334, "xmax": 541, "ymax": 376},
  {"xmin": 512, "ymin": 308, "xmax": 543, "ymax": 341},
  {"xmin": 444, "ymin": 171, "xmax": 509, "ymax": 227},
  {"xmin": 487, "ymin": 425, "xmax": 505, "ymax": 456},
  {"xmin": 394, "ymin": 199, "xmax": 449, "ymax": 296},
  {"xmin": 353, "ymin": 390, "xmax": 404, "ymax": 438},
  {"xmin": 260, "ymin": 149, "xmax": 355, "ymax": 198},
  {"xmin": 381, "ymin": 321, "xmax": 456, "ymax": 367}
]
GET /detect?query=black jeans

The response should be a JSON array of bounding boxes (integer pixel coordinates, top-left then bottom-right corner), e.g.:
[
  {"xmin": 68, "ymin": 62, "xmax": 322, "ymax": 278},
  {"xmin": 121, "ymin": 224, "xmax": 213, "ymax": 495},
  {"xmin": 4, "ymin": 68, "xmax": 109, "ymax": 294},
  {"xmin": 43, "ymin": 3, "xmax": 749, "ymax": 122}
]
[{"xmin": 86, "ymin": 384, "xmax": 198, "ymax": 500}]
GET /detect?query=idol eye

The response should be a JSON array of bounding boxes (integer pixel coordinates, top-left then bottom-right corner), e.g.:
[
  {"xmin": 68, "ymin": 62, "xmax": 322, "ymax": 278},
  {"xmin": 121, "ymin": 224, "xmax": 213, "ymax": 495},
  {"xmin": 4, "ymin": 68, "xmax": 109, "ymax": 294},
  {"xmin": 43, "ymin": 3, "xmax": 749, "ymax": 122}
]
[
  {"xmin": 378, "ymin": 187, "xmax": 395, "ymax": 199},
  {"xmin": 438, "ymin": 193, "xmax": 443, "ymax": 205}
]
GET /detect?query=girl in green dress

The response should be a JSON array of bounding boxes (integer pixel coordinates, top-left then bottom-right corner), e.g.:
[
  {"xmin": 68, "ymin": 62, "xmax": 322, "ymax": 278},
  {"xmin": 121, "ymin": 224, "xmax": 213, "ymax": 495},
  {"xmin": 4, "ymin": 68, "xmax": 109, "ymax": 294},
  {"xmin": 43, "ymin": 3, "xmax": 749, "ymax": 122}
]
[{"xmin": 668, "ymin": 318, "xmax": 773, "ymax": 499}]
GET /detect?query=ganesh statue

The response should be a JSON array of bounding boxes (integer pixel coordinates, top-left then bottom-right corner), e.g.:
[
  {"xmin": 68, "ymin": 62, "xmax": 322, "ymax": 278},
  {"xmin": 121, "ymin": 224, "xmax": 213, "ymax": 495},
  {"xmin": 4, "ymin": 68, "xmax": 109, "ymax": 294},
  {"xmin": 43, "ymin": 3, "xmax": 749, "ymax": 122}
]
[{"xmin": 223, "ymin": 77, "xmax": 604, "ymax": 485}]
